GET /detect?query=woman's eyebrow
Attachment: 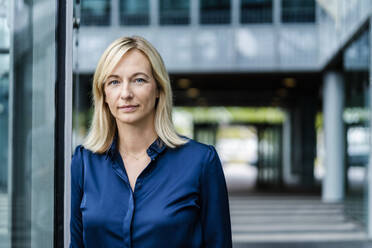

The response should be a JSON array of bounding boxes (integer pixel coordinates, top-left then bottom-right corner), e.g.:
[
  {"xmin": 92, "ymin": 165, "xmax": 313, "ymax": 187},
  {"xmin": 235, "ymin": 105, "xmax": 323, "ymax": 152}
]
[
  {"xmin": 130, "ymin": 72, "xmax": 150, "ymax": 79},
  {"xmin": 107, "ymin": 72, "xmax": 150, "ymax": 81},
  {"xmin": 107, "ymin": 74, "xmax": 121, "ymax": 79}
]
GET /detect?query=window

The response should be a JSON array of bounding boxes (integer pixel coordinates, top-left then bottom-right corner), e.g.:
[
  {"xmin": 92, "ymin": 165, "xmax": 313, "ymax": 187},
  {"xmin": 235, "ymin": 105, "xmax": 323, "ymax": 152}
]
[
  {"xmin": 81, "ymin": 0, "xmax": 111, "ymax": 26},
  {"xmin": 160, "ymin": 0, "xmax": 190, "ymax": 25},
  {"xmin": 4, "ymin": 0, "xmax": 61, "ymax": 246},
  {"xmin": 281, "ymin": 0, "xmax": 315, "ymax": 23},
  {"xmin": 241, "ymin": 0, "xmax": 272, "ymax": 24},
  {"xmin": 120, "ymin": 0, "xmax": 149, "ymax": 26},
  {"xmin": 200, "ymin": 0, "xmax": 231, "ymax": 25}
]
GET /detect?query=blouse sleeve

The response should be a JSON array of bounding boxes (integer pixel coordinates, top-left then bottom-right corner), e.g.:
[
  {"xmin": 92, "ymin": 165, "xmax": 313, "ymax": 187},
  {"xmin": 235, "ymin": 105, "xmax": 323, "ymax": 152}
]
[
  {"xmin": 70, "ymin": 146, "xmax": 85, "ymax": 248},
  {"xmin": 200, "ymin": 145, "xmax": 232, "ymax": 247}
]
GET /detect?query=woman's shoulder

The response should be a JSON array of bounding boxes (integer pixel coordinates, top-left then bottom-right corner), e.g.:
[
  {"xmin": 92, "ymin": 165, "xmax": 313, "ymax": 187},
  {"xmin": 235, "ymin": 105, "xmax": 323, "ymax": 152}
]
[
  {"xmin": 174, "ymin": 138, "xmax": 222, "ymax": 177},
  {"xmin": 71, "ymin": 145, "xmax": 105, "ymax": 167},
  {"xmin": 175, "ymin": 137, "xmax": 219, "ymax": 160},
  {"xmin": 178, "ymin": 137, "xmax": 209, "ymax": 149},
  {"xmin": 72, "ymin": 144, "xmax": 102, "ymax": 157}
]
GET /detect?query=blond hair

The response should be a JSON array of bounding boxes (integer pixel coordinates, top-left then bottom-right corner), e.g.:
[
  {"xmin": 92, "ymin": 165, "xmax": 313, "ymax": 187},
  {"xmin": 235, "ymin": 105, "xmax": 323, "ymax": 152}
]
[{"xmin": 83, "ymin": 36, "xmax": 188, "ymax": 153}]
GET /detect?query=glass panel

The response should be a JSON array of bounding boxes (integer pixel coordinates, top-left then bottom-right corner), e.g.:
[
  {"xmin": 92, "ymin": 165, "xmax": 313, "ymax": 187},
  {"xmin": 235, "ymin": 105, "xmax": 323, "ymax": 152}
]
[
  {"xmin": 343, "ymin": 29, "xmax": 370, "ymax": 229},
  {"xmin": 241, "ymin": 0, "xmax": 272, "ymax": 24},
  {"xmin": 257, "ymin": 125, "xmax": 282, "ymax": 187},
  {"xmin": 0, "ymin": 10, "xmax": 9, "ymax": 247},
  {"xmin": 120, "ymin": 0, "xmax": 149, "ymax": 26},
  {"xmin": 200, "ymin": 0, "xmax": 231, "ymax": 24},
  {"xmin": 0, "ymin": 54, "xmax": 8, "ymax": 191},
  {"xmin": 81, "ymin": 0, "xmax": 110, "ymax": 26},
  {"xmin": 281, "ymin": 0, "xmax": 315, "ymax": 23},
  {"xmin": 9, "ymin": 0, "xmax": 57, "ymax": 247},
  {"xmin": 160, "ymin": 0, "xmax": 190, "ymax": 25}
]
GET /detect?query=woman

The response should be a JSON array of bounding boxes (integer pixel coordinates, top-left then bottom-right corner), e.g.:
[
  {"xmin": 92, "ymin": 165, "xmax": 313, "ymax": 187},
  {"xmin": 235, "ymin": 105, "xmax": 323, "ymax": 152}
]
[{"xmin": 70, "ymin": 36, "xmax": 232, "ymax": 248}]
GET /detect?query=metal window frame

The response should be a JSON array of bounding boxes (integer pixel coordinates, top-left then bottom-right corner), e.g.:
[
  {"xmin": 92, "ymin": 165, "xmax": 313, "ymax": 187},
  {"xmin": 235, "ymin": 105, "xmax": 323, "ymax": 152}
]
[
  {"xmin": 55, "ymin": 0, "xmax": 73, "ymax": 247},
  {"xmin": 368, "ymin": 16, "xmax": 372, "ymax": 239}
]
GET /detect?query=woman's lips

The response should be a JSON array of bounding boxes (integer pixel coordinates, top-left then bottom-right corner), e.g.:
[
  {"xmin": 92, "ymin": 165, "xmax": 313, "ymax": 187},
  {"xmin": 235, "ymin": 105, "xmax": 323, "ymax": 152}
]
[{"xmin": 118, "ymin": 105, "xmax": 138, "ymax": 112}]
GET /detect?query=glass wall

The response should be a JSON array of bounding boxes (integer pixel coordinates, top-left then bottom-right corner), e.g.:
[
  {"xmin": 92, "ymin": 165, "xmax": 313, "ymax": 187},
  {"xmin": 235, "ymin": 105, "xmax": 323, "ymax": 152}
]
[
  {"xmin": 5, "ymin": 0, "xmax": 58, "ymax": 247},
  {"xmin": 160, "ymin": 0, "xmax": 190, "ymax": 25},
  {"xmin": 257, "ymin": 124, "xmax": 282, "ymax": 188},
  {"xmin": 241, "ymin": 0, "xmax": 272, "ymax": 24},
  {"xmin": 0, "ymin": 0, "xmax": 9, "ymax": 246},
  {"xmin": 200, "ymin": 0, "xmax": 231, "ymax": 24},
  {"xmin": 76, "ymin": 0, "xmax": 322, "ymax": 26},
  {"xmin": 317, "ymin": 0, "xmax": 372, "ymax": 64},
  {"xmin": 0, "ymin": 2, "xmax": 9, "ymax": 191},
  {"xmin": 282, "ymin": 0, "xmax": 315, "ymax": 23},
  {"xmin": 81, "ymin": 0, "xmax": 110, "ymax": 25},
  {"xmin": 343, "ymin": 29, "xmax": 370, "ymax": 228},
  {"xmin": 120, "ymin": 0, "xmax": 149, "ymax": 25}
]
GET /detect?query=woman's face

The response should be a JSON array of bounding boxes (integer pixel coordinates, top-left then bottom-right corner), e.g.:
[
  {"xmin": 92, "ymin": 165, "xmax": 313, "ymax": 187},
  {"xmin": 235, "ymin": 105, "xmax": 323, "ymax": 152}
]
[{"xmin": 104, "ymin": 49, "xmax": 159, "ymax": 127}]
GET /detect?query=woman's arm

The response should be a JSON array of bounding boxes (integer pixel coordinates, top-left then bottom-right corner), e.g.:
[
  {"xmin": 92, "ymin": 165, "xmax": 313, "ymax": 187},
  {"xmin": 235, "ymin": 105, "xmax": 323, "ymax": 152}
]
[
  {"xmin": 200, "ymin": 145, "xmax": 232, "ymax": 247},
  {"xmin": 70, "ymin": 146, "xmax": 85, "ymax": 248}
]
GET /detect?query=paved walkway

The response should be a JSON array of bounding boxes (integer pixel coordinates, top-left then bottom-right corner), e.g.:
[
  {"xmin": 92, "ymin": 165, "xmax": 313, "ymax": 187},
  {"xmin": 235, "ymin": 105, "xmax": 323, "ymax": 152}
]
[
  {"xmin": 230, "ymin": 194, "xmax": 371, "ymax": 247},
  {"xmin": 0, "ymin": 193, "xmax": 9, "ymax": 248}
]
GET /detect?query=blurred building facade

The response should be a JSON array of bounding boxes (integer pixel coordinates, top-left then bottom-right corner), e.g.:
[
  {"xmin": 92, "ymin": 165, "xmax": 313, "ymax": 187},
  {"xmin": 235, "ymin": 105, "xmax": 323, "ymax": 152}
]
[
  {"xmin": 73, "ymin": 0, "xmax": 372, "ymax": 238},
  {"xmin": 1, "ymin": 0, "xmax": 372, "ymax": 247}
]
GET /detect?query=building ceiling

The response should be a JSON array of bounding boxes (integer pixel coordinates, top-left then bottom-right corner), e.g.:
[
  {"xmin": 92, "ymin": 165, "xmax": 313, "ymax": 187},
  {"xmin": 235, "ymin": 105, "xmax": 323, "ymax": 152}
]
[{"xmin": 171, "ymin": 72, "xmax": 322, "ymax": 108}]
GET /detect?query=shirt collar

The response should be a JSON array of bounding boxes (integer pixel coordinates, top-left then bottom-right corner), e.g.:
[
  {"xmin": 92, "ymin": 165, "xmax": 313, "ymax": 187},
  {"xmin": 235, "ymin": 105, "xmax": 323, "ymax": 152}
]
[
  {"xmin": 146, "ymin": 137, "xmax": 166, "ymax": 160},
  {"xmin": 105, "ymin": 134, "xmax": 166, "ymax": 160}
]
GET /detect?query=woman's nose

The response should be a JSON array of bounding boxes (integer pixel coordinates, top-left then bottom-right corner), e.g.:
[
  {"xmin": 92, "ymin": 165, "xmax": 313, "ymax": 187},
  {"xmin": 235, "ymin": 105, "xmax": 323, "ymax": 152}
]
[{"xmin": 120, "ymin": 82, "xmax": 133, "ymax": 99}]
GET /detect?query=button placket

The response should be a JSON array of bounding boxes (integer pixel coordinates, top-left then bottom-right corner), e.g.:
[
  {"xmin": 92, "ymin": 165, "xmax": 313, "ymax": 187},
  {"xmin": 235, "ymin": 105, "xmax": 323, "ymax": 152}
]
[{"xmin": 122, "ymin": 190, "xmax": 134, "ymax": 248}]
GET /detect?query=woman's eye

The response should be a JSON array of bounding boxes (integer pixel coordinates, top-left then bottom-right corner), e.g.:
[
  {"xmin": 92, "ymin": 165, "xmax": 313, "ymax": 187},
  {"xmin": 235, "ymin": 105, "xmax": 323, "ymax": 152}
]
[
  {"xmin": 108, "ymin": 80, "xmax": 120, "ymax": 85},
  {"xmin": 134, "ymin": 78, "xmax": 145, "ymax": 84}
]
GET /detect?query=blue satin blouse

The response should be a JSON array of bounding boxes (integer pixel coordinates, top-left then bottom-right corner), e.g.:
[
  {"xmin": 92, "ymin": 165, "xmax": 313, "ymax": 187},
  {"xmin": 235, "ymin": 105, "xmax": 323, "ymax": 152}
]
[{"xmin": 70, "ymin": 137, "xmax": 232, "ymax": 248}]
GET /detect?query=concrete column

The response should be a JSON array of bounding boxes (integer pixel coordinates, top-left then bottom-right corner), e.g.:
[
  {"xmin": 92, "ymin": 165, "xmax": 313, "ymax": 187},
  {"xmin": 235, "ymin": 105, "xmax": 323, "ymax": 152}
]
[
  {"xmin": 150, "ymin": 0, "xmax": 159, "ymax": 26},
  {"xmin": 110, "ymin": 0, "xmax": 120, "ymax": 26},
  {"xmin": 190, "ymin": 0, "xmax": 199, "ymax": 26},
  {"xmin": 273, "ymin": 0, "xmax": 281, "ymax": 24},
  {"xmin": 282, "ymin": 109, "xmax": 299, "ymax": 187},
  {"xmin": 231, "ymin": 0, "xmax": 240, "ymax": 25},
  {"xmin": 273, "ymin": 0, "xmax": 281, "ymax": 68},
  {"xmin": 322, "ymin": 71, "xmax": 345, "ymax": 202}
]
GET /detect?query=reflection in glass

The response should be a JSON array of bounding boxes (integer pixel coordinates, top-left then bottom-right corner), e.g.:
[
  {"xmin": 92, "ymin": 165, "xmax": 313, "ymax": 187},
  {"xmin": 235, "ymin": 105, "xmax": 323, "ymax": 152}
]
[
  {"xmin": 241, "ymin": 0, "xmax": 272, "ymax": 24},
  {"xmin": 344, "ymin": 31, "xmax": 369, "ymax": 71},
  {"xmin": 282, "ymin": 0, "xmax": 315, "ymax": 23},
  {"xmin": 0, "ymin": 7, "xmax": 9, "ymax": 247},
  {"xmin": 343, "ymin": 29, "xmax": 370, "ymax": 229},
  {"xmin": 257, "ymin": 125, "xmax": 282, "ymax": 187},
  {"xmin": 0, "ymin": 55, "xmax": 9, "ymax": 248},
  {"xmin": 9, "ymin": 0, "xmax": 56, "ymax": 247},
  {"xmin": 0, "ymin": 55, "xmax": 8, "ymax": 190},
  {"xmin": 81, "ymin": 0, "xmax": 110, "ymax": 26},
  {"xmin": 200, "ymin": 0, "xmax": 231, "ymax": 24},
  {"xmin": 160, "ymin": 0, "xmax": 189, "ymax": 25},
  {"xmin": 120, "ymin": 0, "xmax": 149, "ymax": 26}
]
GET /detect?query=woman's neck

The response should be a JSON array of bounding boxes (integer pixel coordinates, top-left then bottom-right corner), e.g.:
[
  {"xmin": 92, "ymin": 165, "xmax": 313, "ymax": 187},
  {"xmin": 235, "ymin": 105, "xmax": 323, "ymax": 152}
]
[{"xmin": 116, "ymin": 120, "xmax": 158, "ymax": 155}]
